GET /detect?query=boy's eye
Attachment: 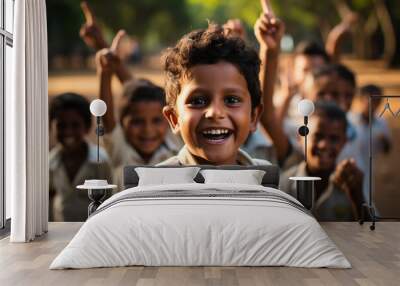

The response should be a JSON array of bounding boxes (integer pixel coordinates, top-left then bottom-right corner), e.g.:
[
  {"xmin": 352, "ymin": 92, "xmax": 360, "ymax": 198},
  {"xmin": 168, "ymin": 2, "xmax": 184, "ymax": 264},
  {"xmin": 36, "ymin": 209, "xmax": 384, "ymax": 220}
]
[
  {"xmin": 224, "ymin": 95, "xmax": 241, "ymax": 105},
  {"xmin": 188, "ymin": 96, "xmax": 208, "ymax": 107},
  {"xmin": 313, "ymin": 133, "xmax": 323, "ymax": 142},
  {"xmin": 152, "ymin": 117, "xmax": 164, "ymax": 125},
  {"xmin": 329, "ymin": 135, "xmax": 340, "ymax": 145},
  {"xmin": 130, "ymin": 118, "xmax": 144, "ymax": 126}
]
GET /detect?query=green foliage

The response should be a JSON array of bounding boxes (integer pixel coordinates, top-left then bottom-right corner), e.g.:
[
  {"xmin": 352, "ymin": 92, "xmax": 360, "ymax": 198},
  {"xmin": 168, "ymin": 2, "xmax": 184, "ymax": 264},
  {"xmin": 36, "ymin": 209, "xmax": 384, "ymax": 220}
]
[
  {"xmin": 46, "ymin": 0, "xmax": 399, "ymax": 63},
  {"xmin": 47, "ymin": 0, "xmax": 86, "ymax": 57}
]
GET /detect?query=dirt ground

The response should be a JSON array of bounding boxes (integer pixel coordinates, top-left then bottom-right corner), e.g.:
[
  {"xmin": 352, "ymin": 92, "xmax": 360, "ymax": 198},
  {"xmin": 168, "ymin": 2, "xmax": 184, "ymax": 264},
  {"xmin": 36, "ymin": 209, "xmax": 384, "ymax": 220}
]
[{"xmin": 48, "ymin": 56, "xmax": 400, "ymax": 218}]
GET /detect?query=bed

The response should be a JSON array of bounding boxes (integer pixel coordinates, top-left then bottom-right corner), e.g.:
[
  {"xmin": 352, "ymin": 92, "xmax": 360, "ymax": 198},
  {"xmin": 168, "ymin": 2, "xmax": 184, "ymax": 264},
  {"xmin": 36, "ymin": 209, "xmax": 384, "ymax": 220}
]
[{"xmin": 50, "ymin": 165, "xmax": 350, "ymax": 269}]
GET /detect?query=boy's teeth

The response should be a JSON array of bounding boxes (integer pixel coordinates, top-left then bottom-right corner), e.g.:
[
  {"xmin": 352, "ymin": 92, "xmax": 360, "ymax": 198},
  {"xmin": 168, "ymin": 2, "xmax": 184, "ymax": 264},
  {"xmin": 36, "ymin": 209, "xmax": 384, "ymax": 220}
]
[{"xmin": 203, "ymin": 129, "xmax": 229, "ymax": 135}]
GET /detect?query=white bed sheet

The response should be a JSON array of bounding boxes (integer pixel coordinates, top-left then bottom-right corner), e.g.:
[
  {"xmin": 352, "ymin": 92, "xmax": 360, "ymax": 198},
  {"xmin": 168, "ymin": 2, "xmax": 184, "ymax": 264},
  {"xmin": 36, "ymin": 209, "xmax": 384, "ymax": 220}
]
[{"xmin": 50, "ymin": 183, "xmax": 351, "ymax": 269}]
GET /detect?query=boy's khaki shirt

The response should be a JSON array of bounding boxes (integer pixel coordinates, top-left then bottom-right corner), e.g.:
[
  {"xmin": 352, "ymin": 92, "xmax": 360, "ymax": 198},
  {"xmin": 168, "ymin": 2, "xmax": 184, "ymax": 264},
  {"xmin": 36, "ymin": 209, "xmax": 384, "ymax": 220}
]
[
  {"xmin": 158, "ymin": 145, "xmax": 271, "ymax": 166},
  {"xmin": 103, "ymin": 124, "xmax": 182, "ymax": 168}
]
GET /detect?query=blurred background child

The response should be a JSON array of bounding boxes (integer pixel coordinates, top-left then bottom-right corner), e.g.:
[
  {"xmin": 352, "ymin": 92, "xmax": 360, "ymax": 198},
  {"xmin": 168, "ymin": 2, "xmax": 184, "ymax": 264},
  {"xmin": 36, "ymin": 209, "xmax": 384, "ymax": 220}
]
[
  {"xmin": 280, "ymin": 101, "xmax": 364, "ymax": 221},
  {"xmin": 95, "ymin": 42, "xmax": 181, "ymax": 187},
  {"xmin": 79, "ymin": 4, "xmax": 181, "ymax": 187},
  {"xmin": 351, "ymin": 84, "xmax": 392, "ymax": 160},
  {"xmin": 49, "ymin": 93, "xmax": 112, "ymax": 221},
  {"xmin": 350, "ymin": 84, "xmax": 392, "ymax": 205}
]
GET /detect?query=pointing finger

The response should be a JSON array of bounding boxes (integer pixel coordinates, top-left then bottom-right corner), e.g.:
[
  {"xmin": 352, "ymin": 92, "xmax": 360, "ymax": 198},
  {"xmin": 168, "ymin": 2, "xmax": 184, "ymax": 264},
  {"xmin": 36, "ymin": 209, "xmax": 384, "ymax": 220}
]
[
  {"xmin": 260, "ymin": 0, "xmax": 274, "ymax": 17},
  {"xmin": 81, "ymin": 1, "xmax": 95, "ymax": 25},
  {"xmin": 110, "ymin": 30, "xmax": 126, "ymax": 53}
]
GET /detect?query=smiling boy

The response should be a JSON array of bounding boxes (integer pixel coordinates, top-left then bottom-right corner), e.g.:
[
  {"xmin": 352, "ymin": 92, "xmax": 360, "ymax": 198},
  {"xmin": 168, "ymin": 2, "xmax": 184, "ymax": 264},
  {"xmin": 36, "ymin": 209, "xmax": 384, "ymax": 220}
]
[
  {"xmin": 49, "ymin": 93, "xmax": 112, "ymax": 221},
  {"xmin": 280, "ymin": 101, "xmax": 364, "ymax": 220},
  {"xmin": 159, "ymin": 24, "xmax": 269, "ymax": 166}
]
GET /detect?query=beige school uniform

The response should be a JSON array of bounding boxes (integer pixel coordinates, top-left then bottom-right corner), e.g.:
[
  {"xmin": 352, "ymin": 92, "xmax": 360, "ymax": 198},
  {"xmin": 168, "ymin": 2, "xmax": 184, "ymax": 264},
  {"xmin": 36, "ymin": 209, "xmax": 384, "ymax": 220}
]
[
  {"xmin": 103, "ymin": 124, "xmax": 182, "ymax": 190},
  {"xmin": 157, "ymin": 145, "xmax": 271, "ymax": 166},
  {"xmin": 49, "ymin": 142, "xmax": 112, "ymax": 222},
  {"xmin": 280, "ymin": 161, "xmax": 355, "ymax": 221}
]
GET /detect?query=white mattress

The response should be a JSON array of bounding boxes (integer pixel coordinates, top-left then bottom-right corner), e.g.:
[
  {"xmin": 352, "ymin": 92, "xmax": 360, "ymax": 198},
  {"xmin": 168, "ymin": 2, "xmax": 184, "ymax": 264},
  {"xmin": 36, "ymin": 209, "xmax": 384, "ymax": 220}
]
[{"xmin": 50, "ymin": 183, "xmax": 351, "ymax": 269}]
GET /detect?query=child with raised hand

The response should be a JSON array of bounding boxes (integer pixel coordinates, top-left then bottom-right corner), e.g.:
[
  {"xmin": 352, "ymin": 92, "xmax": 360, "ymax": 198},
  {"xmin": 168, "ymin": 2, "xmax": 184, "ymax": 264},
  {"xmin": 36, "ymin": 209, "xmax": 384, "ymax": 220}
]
[
  {"xmin": 80, "ymin": 2, "xmax": 181, "ymax": 182},
  {"xmin": 253, "ymin": 0, "xmax": 292, "ymax": 165},
  {"xmin": 276, "ymin": 63, "xmax": 363, "ymax": 170},
  {"xmin": 49, "ymin": 93, "xmax": 112, "ymax": 221},
  {"xmin": 280, "ymin": 101, "xmax": 364, "ymax": 221},
  {"xmin": 159, "ymin": 23, "xmax": 269, "ymax": 166},
  {"xmin": 280, "ymin": 4, "xmax": 357, "ymax": 120},
  {"xmin": 95, "ymin": 32, "xmax": 180, "ymax": 188}
]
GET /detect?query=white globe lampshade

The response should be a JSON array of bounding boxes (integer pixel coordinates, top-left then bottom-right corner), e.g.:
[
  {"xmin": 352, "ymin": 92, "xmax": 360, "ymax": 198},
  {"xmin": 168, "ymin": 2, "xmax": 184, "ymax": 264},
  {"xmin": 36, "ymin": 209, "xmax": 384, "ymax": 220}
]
[
  {"xmin": 90, "ymin": 99, "xmax": 107, "ymax": 117},
  {"xmin": 298, "ymin": 99, "xmax": 315, "ymax": 117}
]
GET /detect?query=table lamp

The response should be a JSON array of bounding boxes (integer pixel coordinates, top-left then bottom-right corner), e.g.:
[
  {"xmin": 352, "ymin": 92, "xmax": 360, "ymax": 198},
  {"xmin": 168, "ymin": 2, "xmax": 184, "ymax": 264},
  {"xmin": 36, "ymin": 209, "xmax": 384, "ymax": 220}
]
[
  {"xmin": 89, "ymin": 99, "xmax": 107, "ymax": 162},
  {"xmin": 77, "ymin": 99, "xmax": 116, "ymax": 217},
  {"xmin": 289, "ymin": 99, "xmax": 319, "ymax": 211},
  {"xmin": 297, "ymin": 99, "xmax": 315, "ymax": 163}
]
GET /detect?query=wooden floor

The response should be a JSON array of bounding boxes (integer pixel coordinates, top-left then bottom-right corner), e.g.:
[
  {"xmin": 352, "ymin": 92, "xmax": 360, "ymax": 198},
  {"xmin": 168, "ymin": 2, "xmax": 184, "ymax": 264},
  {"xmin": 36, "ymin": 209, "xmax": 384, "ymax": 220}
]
[{"xmin": 0, "ymin": 222, "xmax": 399, "ymax": 286}]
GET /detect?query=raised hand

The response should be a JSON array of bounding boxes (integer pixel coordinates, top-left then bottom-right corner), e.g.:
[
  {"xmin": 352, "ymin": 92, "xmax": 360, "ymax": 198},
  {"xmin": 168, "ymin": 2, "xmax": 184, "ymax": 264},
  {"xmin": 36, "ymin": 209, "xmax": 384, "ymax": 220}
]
[
  {"xmin": 79, "ymin": 1, "xmax": 107, "ymax": 50},
  {"xmin": 95, "ymin": 30, "xmax": 126, "ymax": 74},
  {"xmin": 343, "ymin": 11, "xmax": 358, "ymax": 26},
  {"xmin": 254, "ymin": 0, "xmax": 284, "ymax": 52},
  {"xmin": 223, "ymin": 19, "xmax": 246, "ymax": 41},
  {"xmin": 331, "ymin": 159, "xmax": 364, "ymax": 205}
]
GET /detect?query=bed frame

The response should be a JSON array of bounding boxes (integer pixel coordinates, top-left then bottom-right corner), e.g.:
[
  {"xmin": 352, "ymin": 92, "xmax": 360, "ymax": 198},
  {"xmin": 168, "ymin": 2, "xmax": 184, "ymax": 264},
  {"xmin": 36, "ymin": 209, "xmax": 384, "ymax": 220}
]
[{"xmin": 123, "ymin": 165, "xmax": 280, "ymax": 189}]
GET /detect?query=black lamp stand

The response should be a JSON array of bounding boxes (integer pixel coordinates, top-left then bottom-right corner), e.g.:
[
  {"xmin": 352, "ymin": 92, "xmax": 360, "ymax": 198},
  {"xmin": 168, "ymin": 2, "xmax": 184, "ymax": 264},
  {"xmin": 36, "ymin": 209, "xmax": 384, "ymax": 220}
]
[
  {"xmin": 298, "ymin": 116, "xmax": 309, "ymax": 164},
  {"xmin": 88, "ymin": 116, "xmax": 107, "ymax": 216}
]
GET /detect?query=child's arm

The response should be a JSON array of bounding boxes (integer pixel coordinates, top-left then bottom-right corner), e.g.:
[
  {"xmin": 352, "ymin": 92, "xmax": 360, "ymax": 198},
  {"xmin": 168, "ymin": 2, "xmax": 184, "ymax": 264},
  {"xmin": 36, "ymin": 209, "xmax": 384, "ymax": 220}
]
[
  {"xmin": 331, "ymin": 159, "xmax": 364, "ymax": 220},
  {"xmin": 255, "ymin": 0, "xmax": 290, "ymax": 163},
  {"xmin": 80, "ymin": 1, "xmax": 108, "ymax": 50},
  {"xmin": 80, "ymin": 1, "xmax": 133, "ymax": 84},
  {"xmin": 325, "ymin": 11, "xmax": 358, "ymax": 62},
  {"xmin": 95, "ymin": 30, "xmax": 126, "ymax": 133},
  {"xmin": 276, "ymin": 71, "xmax": 297, "ymax": 125}
]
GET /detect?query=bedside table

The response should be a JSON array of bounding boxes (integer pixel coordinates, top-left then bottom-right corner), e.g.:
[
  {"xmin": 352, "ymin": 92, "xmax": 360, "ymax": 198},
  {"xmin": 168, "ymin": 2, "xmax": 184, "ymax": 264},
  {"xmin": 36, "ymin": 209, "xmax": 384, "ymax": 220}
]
[
  {"xmin": 77, "ymin": 180, "xmax": 117, "ymax": 217},
  {"xmin": 289, "ymin": 176, "xmax": 321, "ymax": 210}
]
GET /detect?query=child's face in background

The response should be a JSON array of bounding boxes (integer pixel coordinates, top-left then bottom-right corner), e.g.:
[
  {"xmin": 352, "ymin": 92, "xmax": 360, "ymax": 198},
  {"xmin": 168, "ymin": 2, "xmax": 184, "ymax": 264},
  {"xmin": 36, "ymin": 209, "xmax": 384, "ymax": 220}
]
[
  {"xmin": 305, "ymin": 74, "xmax": 339, "ymax": 103},
  {"xmin": 293, "ymin": 55, "xmax": 326, "ymax": 88},
  {"xmin": 164, "ymin": 61, "xmax": 260, "ymax": 165},
  {"xmin": 360, "ymin": 93, "xmax": 381, "ymax": 118},
  {"xmin": 305, "ymin": 73, "xmax": 355, "ymax": 113},
  {"xmin": 303, "ymin": 115, "xmax": 347, "ymax": 173},
  {"xmin": 54, "ymin": 110, "xmax": 89, "ymax": 150},
  {"xmin": 122, "ymin": 101, "xmax": 169, "ymax": 158},
  {"xmin": 336, "ymin": 78, "xmax": 355, "ymax": 112}
]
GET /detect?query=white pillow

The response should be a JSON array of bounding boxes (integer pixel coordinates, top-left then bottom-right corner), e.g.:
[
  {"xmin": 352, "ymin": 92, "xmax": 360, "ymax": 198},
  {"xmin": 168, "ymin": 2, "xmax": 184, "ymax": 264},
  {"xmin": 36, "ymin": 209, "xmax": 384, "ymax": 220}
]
[
  {"xmin": 135, "ymin": 167, "xmax": 201, "ymax": 186},
  {"xmin": 200, "ymin": 169, "xmax": 266, "ymax": 185}
]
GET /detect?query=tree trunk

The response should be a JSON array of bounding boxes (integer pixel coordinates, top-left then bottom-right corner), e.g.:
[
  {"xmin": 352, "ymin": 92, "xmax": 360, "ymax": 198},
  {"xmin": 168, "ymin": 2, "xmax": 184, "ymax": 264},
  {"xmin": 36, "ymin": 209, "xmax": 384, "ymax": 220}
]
[
  {"xmin": 375, "ymin": 0, "xmax": 396, "ymax": 67},
  {"xmin": 363, "ymin": 12, "xmax": 379, "ymax": 59}
]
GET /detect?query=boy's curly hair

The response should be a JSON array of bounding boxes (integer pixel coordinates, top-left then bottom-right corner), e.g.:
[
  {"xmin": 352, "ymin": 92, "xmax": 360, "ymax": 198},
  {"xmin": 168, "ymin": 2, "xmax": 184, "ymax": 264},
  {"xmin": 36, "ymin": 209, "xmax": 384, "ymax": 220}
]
[{"xmin": 163, "ymin": 24, "xmax": 261, "ymax": 110}]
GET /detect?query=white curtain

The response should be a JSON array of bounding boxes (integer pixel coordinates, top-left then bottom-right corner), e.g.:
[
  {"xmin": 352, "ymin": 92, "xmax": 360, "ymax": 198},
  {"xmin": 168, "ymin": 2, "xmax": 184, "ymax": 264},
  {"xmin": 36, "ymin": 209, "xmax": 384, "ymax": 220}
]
[{"xmin": 7, "ymin": 0, "xmax": 49, "ymax": 242}]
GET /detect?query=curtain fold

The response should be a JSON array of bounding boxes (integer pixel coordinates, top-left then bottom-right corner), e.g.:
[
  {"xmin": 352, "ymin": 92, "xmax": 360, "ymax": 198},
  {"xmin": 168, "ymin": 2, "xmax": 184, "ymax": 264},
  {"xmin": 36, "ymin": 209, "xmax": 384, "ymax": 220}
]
[{"xmin": 8, "ymin": 0, "xmax": 49, "ymax": 242}]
